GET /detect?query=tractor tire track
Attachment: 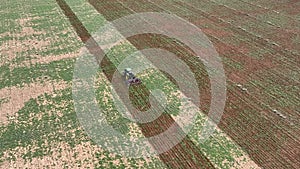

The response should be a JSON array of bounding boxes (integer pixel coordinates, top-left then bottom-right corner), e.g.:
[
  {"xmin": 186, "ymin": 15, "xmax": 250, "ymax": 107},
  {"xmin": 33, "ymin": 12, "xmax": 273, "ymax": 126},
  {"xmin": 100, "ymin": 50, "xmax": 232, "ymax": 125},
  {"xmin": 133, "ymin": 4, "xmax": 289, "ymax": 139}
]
[{"xmin": 140, "ymin": 0, "xmax": 298, "ymax": 167}]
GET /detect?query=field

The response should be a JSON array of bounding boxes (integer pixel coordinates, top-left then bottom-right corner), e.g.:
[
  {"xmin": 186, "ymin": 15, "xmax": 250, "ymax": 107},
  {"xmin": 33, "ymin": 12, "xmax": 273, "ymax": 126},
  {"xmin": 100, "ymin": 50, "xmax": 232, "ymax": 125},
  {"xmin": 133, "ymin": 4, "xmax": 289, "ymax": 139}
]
[{"xmin": 0, "ymin": 0, "xmax": 299, "ymax": 168}]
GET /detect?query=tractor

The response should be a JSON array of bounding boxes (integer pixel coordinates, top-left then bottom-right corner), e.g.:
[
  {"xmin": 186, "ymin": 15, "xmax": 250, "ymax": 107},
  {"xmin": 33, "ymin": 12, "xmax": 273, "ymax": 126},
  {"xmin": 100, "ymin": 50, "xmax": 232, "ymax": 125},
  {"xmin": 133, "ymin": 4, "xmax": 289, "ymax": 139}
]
[{"xmin": 122, "ymin": 68, "xmax": 142, "ymax": 86}]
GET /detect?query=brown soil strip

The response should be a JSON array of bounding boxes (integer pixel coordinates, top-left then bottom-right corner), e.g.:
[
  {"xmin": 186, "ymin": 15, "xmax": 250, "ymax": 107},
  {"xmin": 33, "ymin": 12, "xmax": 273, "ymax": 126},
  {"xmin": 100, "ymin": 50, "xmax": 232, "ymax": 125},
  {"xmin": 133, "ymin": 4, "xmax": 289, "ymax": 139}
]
[
  {"xmin": 93, "ymin": 0, "xmax": 299, "ymax": 168},
  {"xmin": 129, "ymin": 0, "xmax": 300, "ymax": 168},
  {"xmin": 160, "ymin": 2, "xmax": 300, "ymax": 168},
  {"xmin": 172, "ymin": 0, "xmax": 300, "ymax": 66},
  {"xmin": 244, "ymin": 0, "xmax": 300, "ymax": 16},
  {"xmin": 56, "ymin": 0, "xmax": 215, "ymax": 168}
]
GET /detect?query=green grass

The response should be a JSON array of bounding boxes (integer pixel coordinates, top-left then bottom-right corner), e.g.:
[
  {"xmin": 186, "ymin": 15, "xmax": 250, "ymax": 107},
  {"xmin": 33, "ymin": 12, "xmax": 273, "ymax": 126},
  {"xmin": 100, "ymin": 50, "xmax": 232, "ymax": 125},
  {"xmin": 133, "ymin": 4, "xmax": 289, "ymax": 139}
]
[
  {"xmin": 0, "ymin": 86, "xmax": 166, "ymax": 168},
  {"xmin": 0, "ymin": 59, "xmax": 75, "ymax": 89},
  {"xmin": 0, "ymin": 98, "xmax": 9, "ymax": 107}
]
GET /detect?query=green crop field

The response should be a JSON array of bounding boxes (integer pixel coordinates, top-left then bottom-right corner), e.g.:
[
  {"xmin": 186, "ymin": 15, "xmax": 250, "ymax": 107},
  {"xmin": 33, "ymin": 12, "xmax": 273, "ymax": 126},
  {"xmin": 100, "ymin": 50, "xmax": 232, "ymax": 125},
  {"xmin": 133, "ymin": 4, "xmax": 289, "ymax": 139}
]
[{"xmin": 0, "ymin": 0, "xmax": 299, "ymax": 168}]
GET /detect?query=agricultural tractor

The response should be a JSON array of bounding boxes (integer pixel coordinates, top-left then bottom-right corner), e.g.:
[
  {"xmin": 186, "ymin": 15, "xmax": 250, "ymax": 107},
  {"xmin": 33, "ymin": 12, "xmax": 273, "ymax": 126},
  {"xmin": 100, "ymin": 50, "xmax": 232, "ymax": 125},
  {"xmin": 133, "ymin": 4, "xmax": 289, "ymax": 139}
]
[{"xmin": 122, "ymin": 68, "xmax": 142, "ymax": 86}]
